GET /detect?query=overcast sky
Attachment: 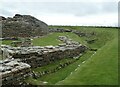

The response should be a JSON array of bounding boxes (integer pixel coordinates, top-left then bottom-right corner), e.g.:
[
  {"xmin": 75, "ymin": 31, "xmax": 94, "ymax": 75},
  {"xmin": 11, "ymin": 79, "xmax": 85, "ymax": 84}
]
[{"xmin": 0, "ymin": 0, "xmax": 119, "ymax": 26}]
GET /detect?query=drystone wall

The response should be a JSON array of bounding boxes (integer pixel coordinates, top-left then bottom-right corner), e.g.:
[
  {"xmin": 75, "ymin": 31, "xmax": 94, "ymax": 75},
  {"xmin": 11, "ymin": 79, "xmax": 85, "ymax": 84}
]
[
  {"xmin": 0, "ymin": 36, "xmax": 87, "ymax": 85},
  {"xmin": 49, "ymin": 28, "xmax": 96, "ymax": 37},
  {"xmin": 1, "ymin": 44, "xmax": 86, "ymax": 68},
  {"xmin": 0, "ymin": 59, "xmax": 31, "ymax": 85}
]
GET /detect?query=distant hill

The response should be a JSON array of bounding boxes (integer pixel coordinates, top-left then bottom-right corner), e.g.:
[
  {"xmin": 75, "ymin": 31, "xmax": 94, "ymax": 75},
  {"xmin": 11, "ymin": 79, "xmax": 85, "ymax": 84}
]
[{"xmin": 1, "ymin": 14, "xmax": 49, "ymax": 38}]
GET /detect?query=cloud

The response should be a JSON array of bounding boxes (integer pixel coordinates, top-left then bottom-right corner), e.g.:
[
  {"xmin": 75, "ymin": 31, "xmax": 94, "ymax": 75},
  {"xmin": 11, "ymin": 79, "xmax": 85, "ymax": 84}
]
[
  {"xmin": 0, "ymin": 1, "xmax": 118, "ymax": 26},
  {"xmin": 36, "ymin": 13, "xmax": 117, "ymax": 26},
  {"xmin": 0, "ymin": 1, "xmax": 118, "ymax": 16},
  {"xmin": 0, "ymin": 0, "xmax": 119, "ymax": 2}
]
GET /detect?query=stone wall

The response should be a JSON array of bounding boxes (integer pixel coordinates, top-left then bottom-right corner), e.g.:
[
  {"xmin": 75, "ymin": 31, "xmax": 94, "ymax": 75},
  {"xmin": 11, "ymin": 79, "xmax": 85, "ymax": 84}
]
[
  {"xmin": 49, "ymin": 28, "xmax": 95, "ymax": 37},
  {"xmin": 18, "ymin": 45, "xmax": 85, "ymax": 68},
  {"xmin": 1, "ymin": 44, "xmax": 86, "ymax": 68},
  {"xmin": 1, "ymin": 36, "xmax": 87, "ymax": 68},
  {"xmin": 0, "ymin": 59, "xmax": 31, "ymax": 85},
  {"xmin": 0, "ymin": 36, "xmax": 87, "ymax": 85}
]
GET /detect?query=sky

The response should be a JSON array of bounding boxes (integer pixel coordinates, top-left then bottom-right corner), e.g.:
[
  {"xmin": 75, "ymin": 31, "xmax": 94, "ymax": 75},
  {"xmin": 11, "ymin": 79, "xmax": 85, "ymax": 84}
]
[{"xmin": 0, "ymin": 0, "xmax": 119, "ymax": 26}]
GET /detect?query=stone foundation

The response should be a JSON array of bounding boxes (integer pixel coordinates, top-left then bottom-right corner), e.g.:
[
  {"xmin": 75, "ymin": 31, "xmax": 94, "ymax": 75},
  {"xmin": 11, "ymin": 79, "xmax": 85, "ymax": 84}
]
[
  {"xmin": 0, "ymin": 36, "xmax": 87, "ymax": 85},
  {"xmin": 0, "ymin": 59, "xmax": 31, "ymax": 85}
]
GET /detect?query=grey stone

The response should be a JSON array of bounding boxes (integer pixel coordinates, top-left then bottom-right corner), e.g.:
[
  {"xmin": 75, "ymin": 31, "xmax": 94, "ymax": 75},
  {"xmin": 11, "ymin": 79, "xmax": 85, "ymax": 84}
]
[{"xmin": 2, "ymin": 14, "xmax": 49, "ymax": 38}]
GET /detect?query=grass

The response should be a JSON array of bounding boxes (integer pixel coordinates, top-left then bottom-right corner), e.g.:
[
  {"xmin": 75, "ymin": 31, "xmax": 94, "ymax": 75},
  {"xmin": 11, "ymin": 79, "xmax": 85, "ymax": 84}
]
[
  {"xmin": 25, "ymin": 26, "xmax": 118, "ymax": 85},
  {"xmin": 32, "ymin": 28, "xmax": 113, "ymax": 48},
  {"xmin": 49, "ymin": 26, "xmax": 115, "ymax": 49},
  {"xmin": 1, "ymin": 26, "xmax": 118, "ymax": 85},
  {"xmin": 32, "ymin": 32, "xmax": 84, "ymax": 46},
  {"xmin": 1, "ymin": 32, "xmax": 84, "ymax": 46},
  {"xmin": 32, "ymin": 58, "xmax": 74, "ymax": 72},
  {"xmin": 1, "ymin": 40, "xmax": 21, "ymax": 46},
  {"xmin": 57, "ymin": 37, "xmax": 118, "ymax": 85},
  {"xmin": 25, "ymin": 51, "xmax": 94, "ymax": 85},
  {"xmin": 1, "ymin": 40, "xmax": 13, "ymax": 45},
  {"xmin": 55, "ymin": 27, "xmax": 118, "ymax": 85}
]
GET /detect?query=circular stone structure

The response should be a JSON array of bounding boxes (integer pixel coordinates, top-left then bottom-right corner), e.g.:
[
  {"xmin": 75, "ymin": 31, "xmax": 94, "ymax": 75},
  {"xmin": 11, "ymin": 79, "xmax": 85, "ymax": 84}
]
[{"xmin": 1, "ymin": 14, "xmax": 49, "ymax": 38}]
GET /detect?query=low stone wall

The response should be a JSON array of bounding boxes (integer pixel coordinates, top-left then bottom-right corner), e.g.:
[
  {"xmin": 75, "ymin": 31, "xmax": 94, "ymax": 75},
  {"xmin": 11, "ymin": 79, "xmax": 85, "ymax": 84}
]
[
  {"xmin": 1, "ymin": 36, "xmax": 87, "ymax": 68},
  {"xmin": 0, "ymin": 45, "xmax": 86, "ymax": 85},
  {"xmin": 1, "ymin": 44, "xmax": 86, "ymax": 68},
  {"xmin": 17, "ymin": 45, "xmax": 85, "ymax": 68},
  {"xmin": 0, "ymin": 36, "xmax": 87, "ymax": 85},
  {"xmin": 49, "ymin": 28, "xmax": 96, "ymax": 37},
  {"xmin": 0, "ymin": 59, "xmax": 31, "ymax": 85},
  {"xmin": 49, "ymin": 28, "xmax": 72, "ymax": 33},
  {"xmin": 31, "ymin": 58, "xmax": 77, "ymax": 79}
]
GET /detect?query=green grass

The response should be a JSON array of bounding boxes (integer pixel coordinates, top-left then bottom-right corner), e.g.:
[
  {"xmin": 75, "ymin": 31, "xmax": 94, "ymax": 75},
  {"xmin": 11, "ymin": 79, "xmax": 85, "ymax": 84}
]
[
  {"xmin": 25, "ymin": 51, "xmax": 94, "ymax": 85},
  {"xmin": 1, "ymin": 26, "xmax": 118, "ymax": 85},
  {"xmin": 49, "ymin": 26, "xmax": 115, "ymax": 49},
  {"xmin": 32, "ymin": 28, "xmax": 113, "ymax": 48},
  {"xmin": 1, "ymin": 40, "xmax": 13, "ymax": 45},
  {"xmin": 57, "ymin": 37, "xmax": 118, "ymax": 85},
  {"xmin": 26, "ymin": 26, "xmax": 118, "ymax": 85},
  {"xmin": 55, "ymin": 27, "xmax": 118, "ymax": 85},
  {"xmin": 32, "ymin": 32, "xmax": 84, "ymax": 46},
  {"xmin": 1, "ymin": 40, "xmax": 21, "ymax": 46},
  {"xmin": 32, "ymin": 58, "xmax": 74, "ymax": 72}
]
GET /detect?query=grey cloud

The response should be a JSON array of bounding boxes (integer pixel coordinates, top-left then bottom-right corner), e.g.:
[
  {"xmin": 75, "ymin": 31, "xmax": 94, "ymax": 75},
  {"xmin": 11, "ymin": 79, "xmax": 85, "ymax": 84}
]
[
  {"xmin": 0, "ymin": 1, "xmax": 118, "ymax": 17},
  {"xmin": 18, "ymin": 2, "xmax": 118, "ymax": 16}
]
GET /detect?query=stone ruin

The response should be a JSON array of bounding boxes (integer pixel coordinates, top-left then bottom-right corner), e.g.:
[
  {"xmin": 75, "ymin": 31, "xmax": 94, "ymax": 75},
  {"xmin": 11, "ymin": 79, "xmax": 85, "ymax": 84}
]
[
  {"xmin": 1, "ymin": 14, "xmax": 49, "ymax": 38},
  {"xmin": 11, "ymin": 38, "xmax": 32, "ymax": 47},
  {"xmin": 0, "ymin": 59, "xmax": 31, "ymax": 85},
  {"xmin": 58, "ymin": 36, "xmax": 80, "ymax": 45},
  {"xmin": 49, "ymin": 28, "xmax": 96, "ymax": 37},
  {"xmin": 0, "ymin": 36, "xmax": 87, "ymax": 85}
]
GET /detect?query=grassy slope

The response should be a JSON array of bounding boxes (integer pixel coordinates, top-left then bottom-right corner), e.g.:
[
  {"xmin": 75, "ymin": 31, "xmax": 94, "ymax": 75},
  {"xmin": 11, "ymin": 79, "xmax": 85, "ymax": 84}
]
[
  {"xmin": 25, "ymin": 27, "xmax": 118, "ymax": 85},
  {"xmin": 25, "ymin": 51, "xmax": 94, "ymax": 85},
  {"xmin": 32, "ymin": 58, "xmax": 74, "ymax": 72},
  {"xmin": 1, "ymin": 32, "xmax": 83, "ymax": 46},
  {"xmin": 57, "ymin": 29, "xmax": 118, "ymax": 85},
  {"xmin": 32, "ymin": 32, "xmax": 84, "ymax": 46}
]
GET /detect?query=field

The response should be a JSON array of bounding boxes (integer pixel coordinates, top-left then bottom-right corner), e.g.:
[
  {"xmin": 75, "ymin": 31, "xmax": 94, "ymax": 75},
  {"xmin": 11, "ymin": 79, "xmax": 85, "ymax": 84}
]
[
  {"xmin": 26, "ymin": 26, "xmax": 118, "ymax": 85},
  {"xmin": 1, "ymin": 26, "xmax": 118, "ymax": 85}
]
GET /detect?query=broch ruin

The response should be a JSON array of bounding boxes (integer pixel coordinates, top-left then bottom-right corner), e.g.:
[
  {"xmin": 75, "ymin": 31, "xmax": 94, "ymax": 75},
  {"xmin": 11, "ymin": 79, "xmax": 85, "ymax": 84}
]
[
  {"xmin": 0, "ymin": 14, "xmax": 87, "ymax": 86},
  {"xmin": 1, "ymin": 14, "xmax": 49, "ymax": 38}
]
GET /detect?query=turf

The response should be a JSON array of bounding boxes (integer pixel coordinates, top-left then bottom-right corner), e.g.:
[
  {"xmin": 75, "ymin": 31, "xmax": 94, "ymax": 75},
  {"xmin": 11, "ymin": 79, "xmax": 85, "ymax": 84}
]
[
  {"xmin": 27, "ymin": 26, "xmax": 118, "ymax": 85},
  {"xmin": 57, "ymin": 35, "xmax": 118, "ymax": 85},
  {"xmin": 32, "ymin": 32, "xmax": 84, "ymax": 46},
  {"xmin": 32, "ymin": 58, "xmax": 74, "ymax": 72},
  {"xmin": 1, "ymin": 40, "xmax": 13, "ymax": 45},
  {"xmin": 25, "ymin": 51, "xmax": 94, "ymax": 85}
]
